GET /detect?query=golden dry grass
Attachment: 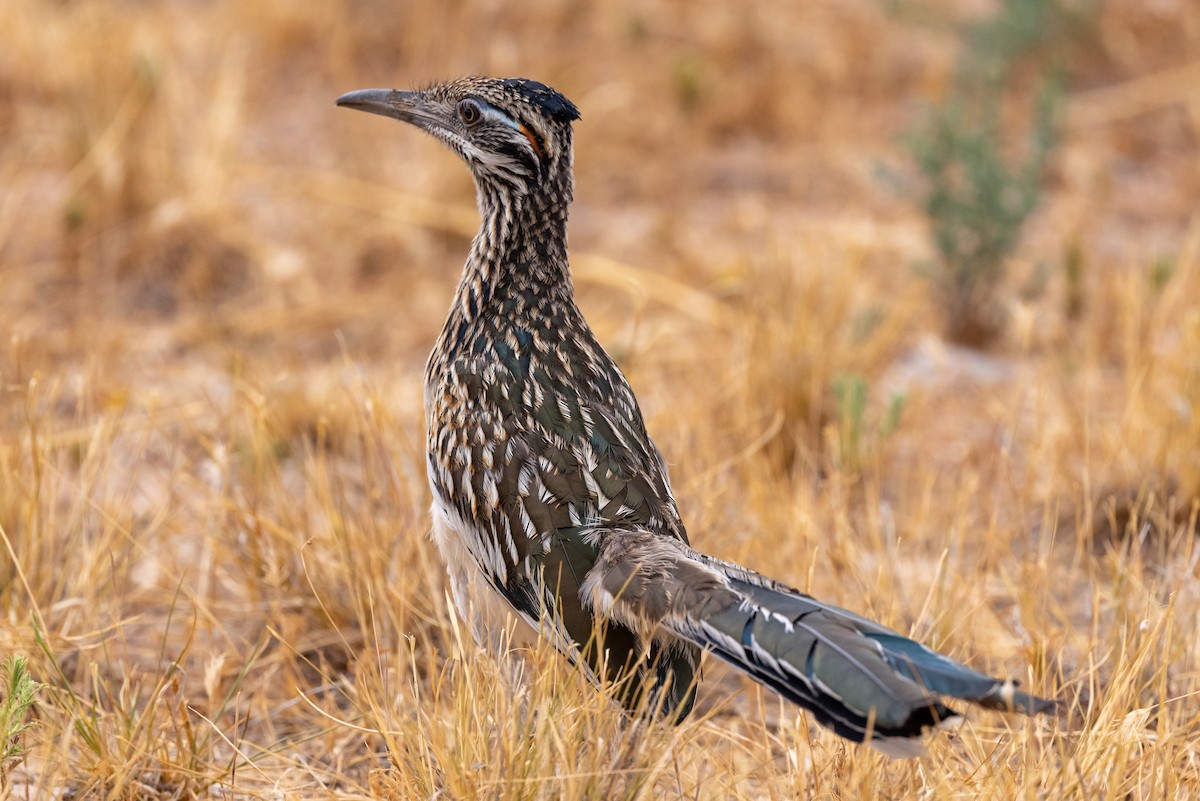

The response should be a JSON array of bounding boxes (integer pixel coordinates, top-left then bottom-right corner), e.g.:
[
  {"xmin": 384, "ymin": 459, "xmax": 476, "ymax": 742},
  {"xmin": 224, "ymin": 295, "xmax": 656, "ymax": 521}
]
[{"xmin": 1, "ymin": 0, "xmax": 1199, "ymax": 798}]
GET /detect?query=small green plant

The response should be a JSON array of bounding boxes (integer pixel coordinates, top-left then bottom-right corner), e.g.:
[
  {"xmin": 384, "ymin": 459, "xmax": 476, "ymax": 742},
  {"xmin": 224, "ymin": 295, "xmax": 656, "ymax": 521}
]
[
  {"xmin": 834, "ymin": 373, "xmax": 868, "ymax": 470},
  {"xmin": 0, "ymin": 655, "xmax": 43, "ymax": 779},
  {"xmin": 831, "ymin": 373, "xmax": 905, "ymax": 473},
  {"xmin": 905, "ymin": 0, "xmax": 1087, "ymax": 346}
]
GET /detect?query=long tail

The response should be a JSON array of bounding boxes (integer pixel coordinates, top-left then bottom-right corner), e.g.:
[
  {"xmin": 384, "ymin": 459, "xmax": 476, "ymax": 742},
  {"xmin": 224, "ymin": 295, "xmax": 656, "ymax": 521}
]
[{"xmin": 582, "ymin": 530, "xmax": 1055, "ymax": 757}]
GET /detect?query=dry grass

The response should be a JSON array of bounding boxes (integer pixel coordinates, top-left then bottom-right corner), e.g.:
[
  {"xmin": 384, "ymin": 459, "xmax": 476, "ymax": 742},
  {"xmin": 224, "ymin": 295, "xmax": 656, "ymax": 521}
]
[{"xmin": 1, "ymin": 0, "xmax": 1199, "ymax": 798}]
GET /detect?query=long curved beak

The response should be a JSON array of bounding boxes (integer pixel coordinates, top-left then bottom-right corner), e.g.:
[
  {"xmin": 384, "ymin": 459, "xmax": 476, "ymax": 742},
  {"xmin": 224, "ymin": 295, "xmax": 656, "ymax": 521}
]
[{"xmin": 336, "ymin": 88, "xmax": 438, "ymax": 130}]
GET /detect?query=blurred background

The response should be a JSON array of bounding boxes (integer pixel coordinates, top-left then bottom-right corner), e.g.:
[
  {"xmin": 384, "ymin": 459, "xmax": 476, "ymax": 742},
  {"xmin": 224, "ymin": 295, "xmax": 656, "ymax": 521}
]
[
  {"xmin": 1, "ymin": 0, "xmax": 1198, "ymax": 797},
  {"xmin": 5, "ymin": 0, "xmax": 1198, "ymax": 362}
]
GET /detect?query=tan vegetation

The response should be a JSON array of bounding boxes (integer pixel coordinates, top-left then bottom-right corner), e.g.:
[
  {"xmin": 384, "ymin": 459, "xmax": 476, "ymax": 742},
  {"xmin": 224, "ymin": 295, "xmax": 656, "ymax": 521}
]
[{"xmin": 1, "ymin": 0, "xmax": 1199, "ymax": 797}]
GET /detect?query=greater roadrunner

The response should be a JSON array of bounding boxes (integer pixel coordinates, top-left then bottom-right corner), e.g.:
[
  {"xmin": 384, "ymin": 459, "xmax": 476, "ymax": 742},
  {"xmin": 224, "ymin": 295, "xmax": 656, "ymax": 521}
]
[{"xmin": 337, "ymin": 77, "xmax": 1054, "ymax": 757}]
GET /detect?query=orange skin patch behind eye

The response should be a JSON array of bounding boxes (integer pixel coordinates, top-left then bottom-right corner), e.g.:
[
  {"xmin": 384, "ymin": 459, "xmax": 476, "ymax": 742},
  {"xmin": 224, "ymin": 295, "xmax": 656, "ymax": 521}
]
[{"xmin": 517, "ymin": 122, "xmax": 544, "ymax": 158}]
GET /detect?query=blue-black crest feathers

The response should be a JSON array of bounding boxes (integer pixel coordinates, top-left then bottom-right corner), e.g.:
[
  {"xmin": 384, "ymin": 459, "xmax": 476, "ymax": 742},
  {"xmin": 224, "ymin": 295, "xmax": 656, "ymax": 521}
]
[{"xmin": 499, "ymin": 78, "xmax": 581, "ymax": 123}]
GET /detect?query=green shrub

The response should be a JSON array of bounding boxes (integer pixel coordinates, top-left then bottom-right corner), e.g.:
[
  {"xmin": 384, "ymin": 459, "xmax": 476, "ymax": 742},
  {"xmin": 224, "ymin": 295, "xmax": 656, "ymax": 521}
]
[
  {"xmin": 1, "ymin": 655, "xmax": 43, "ymax": 779},
  {"xmin": 905, "ymin": 0, "xmax": 1090, "ymax": 346}
]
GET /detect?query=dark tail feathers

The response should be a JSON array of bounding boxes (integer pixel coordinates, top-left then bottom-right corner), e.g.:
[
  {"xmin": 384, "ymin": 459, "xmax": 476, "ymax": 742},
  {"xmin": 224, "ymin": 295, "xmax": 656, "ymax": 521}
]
[{"xmin": 585, "ymin": 531, "xmax": 1055, "ymax": 757}]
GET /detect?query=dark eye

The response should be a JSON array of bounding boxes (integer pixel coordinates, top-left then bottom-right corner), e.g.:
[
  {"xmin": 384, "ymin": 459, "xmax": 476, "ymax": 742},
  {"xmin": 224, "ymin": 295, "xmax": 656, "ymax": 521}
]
[{"xmin": 457, "ymin": 99, "xmax": 482, "ymax": 125}]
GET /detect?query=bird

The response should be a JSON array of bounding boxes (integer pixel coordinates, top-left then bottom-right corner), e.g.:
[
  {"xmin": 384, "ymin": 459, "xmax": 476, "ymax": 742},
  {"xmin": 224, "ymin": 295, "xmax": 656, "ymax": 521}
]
[{"xmin": 336, "ymin": 76, "xmax": 1055, "ymax": 757}]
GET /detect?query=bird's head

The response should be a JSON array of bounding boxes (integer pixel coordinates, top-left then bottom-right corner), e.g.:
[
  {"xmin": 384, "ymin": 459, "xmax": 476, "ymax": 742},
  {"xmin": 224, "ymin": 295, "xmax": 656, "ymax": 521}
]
[{"xmin": 337, "ymin": 77, "xmax": 580, "ymax": 200}]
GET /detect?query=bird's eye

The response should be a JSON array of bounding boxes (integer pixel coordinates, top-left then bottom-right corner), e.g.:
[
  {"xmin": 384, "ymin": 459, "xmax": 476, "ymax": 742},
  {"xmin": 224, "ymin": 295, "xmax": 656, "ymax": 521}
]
[{"xmin": 457, "ymin": 99, "xmax": 482, "ymax": 125}]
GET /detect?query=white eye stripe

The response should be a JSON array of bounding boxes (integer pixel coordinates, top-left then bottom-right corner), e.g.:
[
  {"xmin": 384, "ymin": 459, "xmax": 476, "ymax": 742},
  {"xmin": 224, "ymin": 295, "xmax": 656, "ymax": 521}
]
[
  {"xmin": 473, "ymin": 102, "xmax": 544, "ymax": 159},
  {"xmin": 481, "ymin": 105, "xmax": 522, "ymax": 131},
  {"xmin": 455, "ymin": 99, "xmax": 545, "ymax": 167}
]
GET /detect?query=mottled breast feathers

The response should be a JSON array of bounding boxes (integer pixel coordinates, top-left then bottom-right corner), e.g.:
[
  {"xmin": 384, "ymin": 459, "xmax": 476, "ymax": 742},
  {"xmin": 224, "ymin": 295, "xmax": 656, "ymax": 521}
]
[{"xmin": 425, "ymin": 297, "xmax": 688, "ymax": 594}]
